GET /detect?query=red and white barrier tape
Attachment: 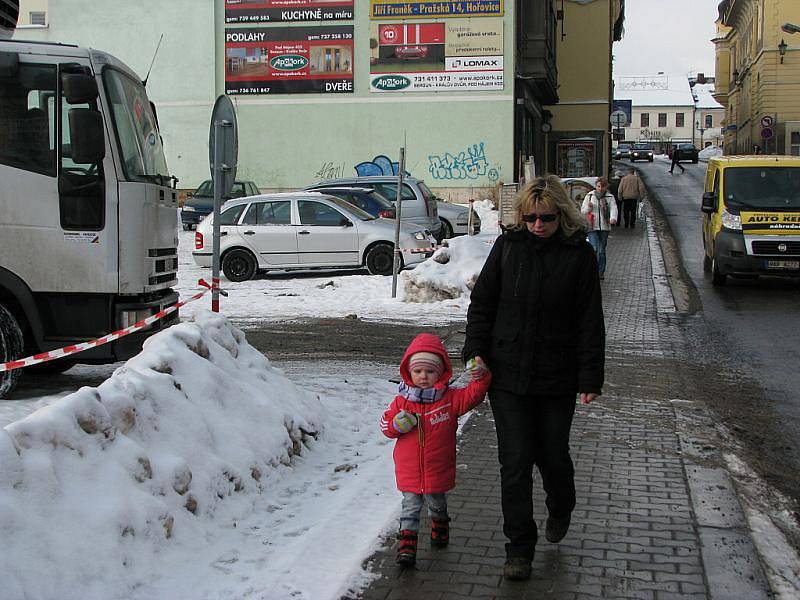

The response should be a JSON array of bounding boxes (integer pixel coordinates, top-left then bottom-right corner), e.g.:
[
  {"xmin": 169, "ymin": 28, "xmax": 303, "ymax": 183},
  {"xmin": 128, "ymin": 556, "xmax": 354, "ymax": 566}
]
[{"xmin": 0, "ymin": 279, "xmax": 215, "ymax": 373}]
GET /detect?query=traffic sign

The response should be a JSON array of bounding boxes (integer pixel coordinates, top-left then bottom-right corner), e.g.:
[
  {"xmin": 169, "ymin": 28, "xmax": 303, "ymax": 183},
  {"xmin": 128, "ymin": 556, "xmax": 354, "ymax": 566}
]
[
  {"xmin": 761, "ymin": 115, "xmax": 774, "ymax": 128},
  {"xmin": 761, "ymin": 127, "xmax": 774, "ymax": 140},
  {"xmin": 610, "ymin": 110, "xmax": 628, "ymax": 128}
]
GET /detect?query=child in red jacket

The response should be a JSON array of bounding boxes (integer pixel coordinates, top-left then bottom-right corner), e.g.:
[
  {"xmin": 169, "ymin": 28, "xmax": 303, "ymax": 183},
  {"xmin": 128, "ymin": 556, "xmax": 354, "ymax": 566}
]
[{"xmin": 380, "ymin": 333, "xmax": 491, "ymax": 567}]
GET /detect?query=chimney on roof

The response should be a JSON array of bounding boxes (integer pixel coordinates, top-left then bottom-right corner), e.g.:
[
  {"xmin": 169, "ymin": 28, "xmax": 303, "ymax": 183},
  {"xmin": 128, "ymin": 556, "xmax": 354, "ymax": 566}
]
[{"xmin": 697, "ymin": 73, "xmax": 706, "ymax": 84}]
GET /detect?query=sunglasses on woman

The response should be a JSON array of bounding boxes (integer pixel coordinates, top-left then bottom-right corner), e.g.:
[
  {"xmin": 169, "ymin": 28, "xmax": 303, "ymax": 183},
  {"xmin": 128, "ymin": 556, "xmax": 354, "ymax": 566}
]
[{"xmin": 521, "ymin": 212, "xmax": 559, "ymax": 223}]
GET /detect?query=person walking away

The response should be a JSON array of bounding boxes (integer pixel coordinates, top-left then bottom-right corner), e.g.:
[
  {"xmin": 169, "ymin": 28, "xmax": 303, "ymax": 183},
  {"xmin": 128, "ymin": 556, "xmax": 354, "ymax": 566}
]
[
  {"xmin": 581, "ymin": 177, "xmax": 618, "ymax": 279},
  {"xmin": 463, "ymin": 175, "xmax": 605, "ymax": 581},
  {"xmin": 669, "ymin": 145, "xmax": 685, "ymax": 173},
  {"xmin": 380, "ymin": 333, "xmax": 491, "ymax": 568},
  {"xmin": 617, "ymin": 170, "xmax": 647, "ymax": 229}
]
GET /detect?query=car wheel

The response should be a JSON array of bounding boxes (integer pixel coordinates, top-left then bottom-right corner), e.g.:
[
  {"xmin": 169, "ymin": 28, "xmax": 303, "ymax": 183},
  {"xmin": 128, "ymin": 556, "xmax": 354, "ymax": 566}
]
[
  {"xmin": 703, "ymin": 252, "xmax": 712, "ymax": 273},
  {"xmin": 692, "ymin": 158, "xmax": 698, "ymax": 164},
  {"xmin": 711, "ymin": 256, "xmax": 727, "ymax": 286},
  {"xmin": 222, "ymin": 248, "xmax": 258, "ymax": 282},
  {"xmin": 0, "ymin": 304, "xmax": 24, "ymax": 399},
  {"xmin": 440, "ymin": 218, "xmax": 454, "ymax": 239},
  {"xmin": 366, "ymin": 243, "xmax": 398, "ymax": 276}
]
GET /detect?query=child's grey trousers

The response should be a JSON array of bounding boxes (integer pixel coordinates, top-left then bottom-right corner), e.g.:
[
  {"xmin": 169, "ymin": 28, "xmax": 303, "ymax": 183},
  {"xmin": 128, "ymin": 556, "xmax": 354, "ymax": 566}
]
[{"xmin": 400, "ymin": 492, "xmax": 448, "ymax": 531}]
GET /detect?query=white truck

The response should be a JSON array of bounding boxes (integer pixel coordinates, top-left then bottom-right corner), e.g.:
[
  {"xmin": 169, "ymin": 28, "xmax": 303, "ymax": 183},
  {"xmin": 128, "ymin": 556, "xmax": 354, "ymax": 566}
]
[{"xmin": 0, "ymin": 40, "xmax": 180, "ymax": 397}]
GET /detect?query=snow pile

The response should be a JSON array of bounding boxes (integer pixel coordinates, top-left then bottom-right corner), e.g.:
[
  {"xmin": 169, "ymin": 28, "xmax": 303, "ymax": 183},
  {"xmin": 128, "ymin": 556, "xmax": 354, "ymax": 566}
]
[
  {"xmin": 401, "ymin": 234, "xmax": 494, "ymax": 302},
  {"xmin": 473, "ymin": 199, "xmax": 500, "ymax": 235},
  {"xmin": 0, "ymin": 311, "xmax": 323, "ymax": 598},
  {"xmin": 699, "ymin": 145, "xmax": 723, "ymax": 161}
]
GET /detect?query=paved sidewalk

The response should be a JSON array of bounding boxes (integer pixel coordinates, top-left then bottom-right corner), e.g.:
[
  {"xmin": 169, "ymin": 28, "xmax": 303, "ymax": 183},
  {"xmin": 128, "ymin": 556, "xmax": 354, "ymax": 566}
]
[{"xmin": 354, "ymin": 209, "xmax": 773, "ymax": 599}]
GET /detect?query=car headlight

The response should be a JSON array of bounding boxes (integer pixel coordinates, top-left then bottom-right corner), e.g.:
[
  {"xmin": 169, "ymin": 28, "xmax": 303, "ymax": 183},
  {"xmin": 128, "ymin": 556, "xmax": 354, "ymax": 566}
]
[
  {"xmin": 721, "ymin": 208, "xmax": 742, "ymax": 230},
  {"xmin": 413, "ymin": 231, "xmax": 427, "ymax": 240}
]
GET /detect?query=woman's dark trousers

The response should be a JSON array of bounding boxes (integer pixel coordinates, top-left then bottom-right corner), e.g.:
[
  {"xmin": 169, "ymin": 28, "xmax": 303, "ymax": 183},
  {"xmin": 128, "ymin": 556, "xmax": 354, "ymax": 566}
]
[{"xmin": 489, "ymin": 390, "xmax": 576, "ymax": 560}]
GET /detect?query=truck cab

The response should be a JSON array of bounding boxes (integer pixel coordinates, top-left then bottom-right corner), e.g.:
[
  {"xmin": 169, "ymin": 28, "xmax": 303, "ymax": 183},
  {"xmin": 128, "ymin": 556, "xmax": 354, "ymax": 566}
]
[
  {"xmin": 0, "ymin": 40, "xmax": 179, "ymax": 397},
  {"xmin": 701, "ymin": 156, "xmax": 800, "ymax": 285}
]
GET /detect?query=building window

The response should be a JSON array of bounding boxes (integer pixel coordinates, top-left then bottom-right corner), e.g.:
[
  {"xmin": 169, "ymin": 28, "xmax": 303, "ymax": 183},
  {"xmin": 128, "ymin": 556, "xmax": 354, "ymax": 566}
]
[
  {"xmin": 676, "ymin": 113, "xmax": 685, "ymax": 128},
  {"xmin": 658, "ymin": 113, "xmax": 667, "ymax": 128},
  {"xmin": 29, "ymin": 11, "xmax": 46, "ymax": 25},
  {"xmin": 640, "ymin": 113, "xmax": 649, "ymax": 127},
  {"xmin": 791, "ymin": 132, "xmax": 800, "ymax": 156},
  {"xmin": 705, "ymin": 114, "xmax": 713, "ymax": 129}
]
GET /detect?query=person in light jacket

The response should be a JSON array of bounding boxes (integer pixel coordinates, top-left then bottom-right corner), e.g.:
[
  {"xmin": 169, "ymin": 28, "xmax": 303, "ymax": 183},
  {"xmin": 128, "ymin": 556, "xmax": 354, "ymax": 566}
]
[
  {"xmin": 617, "ymin": 170, "xmax": 647, "ymax": 229},
  {"xmin": 581, "ymin": 177, "xmax": 618, "ymax": 279}
]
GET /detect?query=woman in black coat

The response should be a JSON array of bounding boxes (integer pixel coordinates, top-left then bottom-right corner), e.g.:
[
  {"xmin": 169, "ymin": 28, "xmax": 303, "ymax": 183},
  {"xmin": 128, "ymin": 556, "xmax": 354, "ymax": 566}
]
[{"xmin": 463, "ymin": 175, "xmax": 605, "ymax": 581}]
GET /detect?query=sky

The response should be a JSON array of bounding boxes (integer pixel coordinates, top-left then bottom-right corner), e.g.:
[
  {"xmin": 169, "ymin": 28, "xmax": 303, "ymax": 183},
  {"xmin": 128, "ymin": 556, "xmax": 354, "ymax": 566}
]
[{"xmin": 613, "ymin": 0, "xmax": 721, "ymax": 78}]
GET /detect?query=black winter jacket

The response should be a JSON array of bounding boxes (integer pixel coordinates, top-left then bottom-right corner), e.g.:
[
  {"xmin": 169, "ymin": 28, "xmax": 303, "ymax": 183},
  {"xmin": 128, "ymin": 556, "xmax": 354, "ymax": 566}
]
[{"xmin": 462, "ymin": 228, "xmax": 605, "ymax": 396}]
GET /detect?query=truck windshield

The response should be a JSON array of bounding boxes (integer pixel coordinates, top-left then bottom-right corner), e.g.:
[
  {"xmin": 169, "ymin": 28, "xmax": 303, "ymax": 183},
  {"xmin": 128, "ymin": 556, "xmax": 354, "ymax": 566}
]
[
  {"xmin": 725, "ymin": 167, "xmax": 800, "ymax": 210},
  {"xmin": 103, "ymin": 68, "xmax": 170, "ymax": 184}
]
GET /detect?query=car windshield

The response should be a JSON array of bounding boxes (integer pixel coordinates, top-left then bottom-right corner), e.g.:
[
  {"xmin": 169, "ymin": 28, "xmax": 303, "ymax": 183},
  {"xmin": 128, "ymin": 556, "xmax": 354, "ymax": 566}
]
[
  {"xmin": 633, "ymin": 145, "xmax": 651, "ymax": 150},
  {"xmin": 724, "ymin": 167, "xmax": 800, "ymax": 210},
  {"xmin": 194, "ymin": 180, "xmax": 253, "ymax": 199},
  {"xmin": 618, "ymin": 145, "xmax": 631, "ymax": 150},
  {"xmin": 679, "ymin": 144, "xmax": 695, "ymax": 149},
  {"xmin": 323, "ymin": 195, "xmax": 375, "ymax": 220}
]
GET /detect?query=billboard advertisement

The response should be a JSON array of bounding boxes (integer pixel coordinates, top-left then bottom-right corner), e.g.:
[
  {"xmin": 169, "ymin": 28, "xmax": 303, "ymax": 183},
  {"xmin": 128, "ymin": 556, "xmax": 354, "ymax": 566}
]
[
  {"xmin": 370, "ymin": 0, "xmax": 503, "ymax": 19},
  {"xmin": 225, "ymin": 26, "xmax": 354, "ymax": 94},
  {"xmin": 369, "ymin": 20, "xmax": 503, "ymax": 92},
  {"xmin": 225, "ymin": 0, "xmax": 354, "ymax": 23}
]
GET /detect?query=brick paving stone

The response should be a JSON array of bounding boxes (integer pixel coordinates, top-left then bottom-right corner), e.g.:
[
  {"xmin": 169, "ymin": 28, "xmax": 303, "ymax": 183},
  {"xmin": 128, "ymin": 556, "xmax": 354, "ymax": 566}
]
[{"xmin": 353, "ymin": 214, "xmax": 770, "ymax": 599}]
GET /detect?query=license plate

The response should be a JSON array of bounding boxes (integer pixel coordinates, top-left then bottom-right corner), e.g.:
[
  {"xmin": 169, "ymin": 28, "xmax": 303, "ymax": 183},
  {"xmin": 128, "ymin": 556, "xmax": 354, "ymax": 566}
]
[{"xmin": 766, "ymin": 260, "xmax": 800, "ymax": 269}]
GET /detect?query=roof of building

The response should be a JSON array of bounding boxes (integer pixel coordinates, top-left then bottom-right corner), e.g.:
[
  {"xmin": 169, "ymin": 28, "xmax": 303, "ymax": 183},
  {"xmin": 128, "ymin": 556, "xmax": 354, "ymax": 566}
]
[
  {"xmin": 692, "ymin": 83, "xmax": 724, "ymax": 109},
  {"xmin": 614, "ymin": 74, "xmax": 695, "ymax": 107}
]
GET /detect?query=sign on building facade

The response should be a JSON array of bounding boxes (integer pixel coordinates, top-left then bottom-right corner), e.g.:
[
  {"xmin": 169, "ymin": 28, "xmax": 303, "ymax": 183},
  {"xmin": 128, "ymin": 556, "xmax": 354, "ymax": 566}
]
[
  {"xmin": 369, "ymin": 0, "xmax": 503, "ymax": 19},
  {"xmin": 369, "ymin": 19, "xmax": 503, "ymax": 92},
  {"xmin": 225, "ymin": 0, "xmax": 354, "ymax": 23},
  {"xmin": 225, "ymin": 26, "xmax": 354, "ymax": 94}
]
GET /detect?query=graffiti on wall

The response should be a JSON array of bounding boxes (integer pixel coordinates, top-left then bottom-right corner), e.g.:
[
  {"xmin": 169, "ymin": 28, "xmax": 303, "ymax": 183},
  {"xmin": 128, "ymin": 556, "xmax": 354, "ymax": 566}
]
[
  {"xmin": 354, "ymin": 155, "xmax": 400, "ymax": 176},
  {"xmin": 428, "ymin": 142, "xmax": 499, "ymax": 181},
  {"xmin": 314, "ymin": 161, "xmax": 347, "ymax": 180}
]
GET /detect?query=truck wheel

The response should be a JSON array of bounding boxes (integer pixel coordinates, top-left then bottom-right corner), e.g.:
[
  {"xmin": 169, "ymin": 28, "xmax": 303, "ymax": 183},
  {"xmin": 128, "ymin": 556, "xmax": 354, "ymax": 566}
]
[
  {"xmin": 439, "ymin": 218, "xmax": 454, "ymax": 239},
  {"xmin": 711, "ymin": 256, "xmax": 727, "ymax": 286},
  {"xmin": 0, "ymin": 305, "xmax": 24, "ymax": 399},
  {"xmin": 222, "ymin": 249, "xmax": 257, "ymax": 282},
  {"xmin": 366, "ymin": 243, "xmax": 398, "ymax": 276}
]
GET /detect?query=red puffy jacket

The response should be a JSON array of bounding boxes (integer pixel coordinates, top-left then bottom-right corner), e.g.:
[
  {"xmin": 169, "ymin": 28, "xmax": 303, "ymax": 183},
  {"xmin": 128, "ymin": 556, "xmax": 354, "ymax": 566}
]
[{"xmin": 380, "ymin": 333, "xmax": 491, "ymax": 494}]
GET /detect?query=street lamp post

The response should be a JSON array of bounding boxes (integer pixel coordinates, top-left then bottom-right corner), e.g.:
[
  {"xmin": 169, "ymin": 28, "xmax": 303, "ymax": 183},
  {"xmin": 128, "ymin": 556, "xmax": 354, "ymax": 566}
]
[{"xmin": 696, "ymin": 121, "xmax": 706, "ymax": 149}]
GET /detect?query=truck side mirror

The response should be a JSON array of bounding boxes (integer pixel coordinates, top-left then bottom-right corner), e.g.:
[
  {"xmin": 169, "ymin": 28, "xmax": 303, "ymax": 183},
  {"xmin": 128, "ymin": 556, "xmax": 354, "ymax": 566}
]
[
  {"xmin": 62, "ymin": 72, "xmax": 99, "ymax": 104},
  {"xmin": 701, "ymin": 191, "xmax": 717, "ymax": 214},
  {"xmin": 68, "ymin": 108, "xmax": 106, "ymax": 164}
]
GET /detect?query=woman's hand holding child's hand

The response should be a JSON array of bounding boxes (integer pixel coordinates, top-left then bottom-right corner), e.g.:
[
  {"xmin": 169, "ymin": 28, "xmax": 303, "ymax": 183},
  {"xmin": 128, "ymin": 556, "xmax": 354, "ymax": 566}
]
[
  {"xmin": 467, "ymin": 357, "xmax": 488, "ymax": 381},
  {"xmin": 393, "ymin": 410, "xmax": 417, "ymax": 434}
]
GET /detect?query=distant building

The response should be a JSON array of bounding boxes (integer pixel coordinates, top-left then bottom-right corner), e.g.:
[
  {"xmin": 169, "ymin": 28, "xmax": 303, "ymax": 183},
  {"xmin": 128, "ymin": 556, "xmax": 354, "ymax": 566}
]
[
  {"xmin": 615, "ymin": 74, "xmax": 696, "ymax": 153},
  {"xmin": 690, "ymin": 75, "xmax": 725, "ymax": 149},
  {"xmin": 714, "ymin": 0, "xmax": 800, "ymax": 155}
]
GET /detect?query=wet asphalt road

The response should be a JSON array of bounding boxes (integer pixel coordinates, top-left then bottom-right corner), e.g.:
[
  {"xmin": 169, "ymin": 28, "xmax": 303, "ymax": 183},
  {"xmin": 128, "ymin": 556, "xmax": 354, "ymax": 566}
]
[{"xmin": 632, "ymin": 156, "xmax": 800, "ymax": 504}]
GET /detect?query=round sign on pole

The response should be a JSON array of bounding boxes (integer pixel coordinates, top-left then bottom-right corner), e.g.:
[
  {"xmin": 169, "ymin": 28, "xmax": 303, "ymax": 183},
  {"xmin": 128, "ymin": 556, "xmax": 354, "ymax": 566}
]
[
  {"xmin": 761, "ymin": 127, "xmax": 774, "ymax": 140},
  {"xmin": 610, "ymin": 110, "xmax": 628, "ymax": 128},
  {"xmin": 761, "ymin": 115, "xmax": 774, "ymax": 128},
  {"xmin": 209, "ymin": 95, "xmax": 238, "ymax": 198}
]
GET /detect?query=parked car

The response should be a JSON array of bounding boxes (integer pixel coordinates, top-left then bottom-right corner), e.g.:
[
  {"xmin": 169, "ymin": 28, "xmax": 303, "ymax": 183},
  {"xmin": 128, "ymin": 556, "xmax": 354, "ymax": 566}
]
[
  {"xmin": 613, "ymin": 144, "xmax": 632, "ymax": 159},
  {"xmin": 672, "ymin": 143, "xmax": 699, "ymax": 164},
  {"xmin": 181, "ymin": 180, "xmax": 261, "ymax": 230},
  {"xmin": 395, "ymin": 46, "xmax": 428, "ymax": 60},
  {"xmin": 306, "ymin": 187, "xmax": 396, "ymax": 219},
  {"xmin": 630, "ymin": 143, "xmax": 654, "ymax": 162},
  {"xmin": 305, "ymin": 176, "xmax": 444, "ymax": 242},
  {"xmin": 192, "ymin": 192, "xmax": 437, "ymax": 281},
  {"xmin": 435, "ymin": 200, "xmax": 481, "ymax": 238}
]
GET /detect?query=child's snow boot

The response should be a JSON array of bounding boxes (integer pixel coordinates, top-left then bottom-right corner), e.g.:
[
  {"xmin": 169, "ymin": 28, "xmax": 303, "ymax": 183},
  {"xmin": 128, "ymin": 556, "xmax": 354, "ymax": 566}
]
[
  {"xmin": 396, "ymin": 530, "xmax": 418, "ymax": 567},
  {"xmin": 430, "ymin": 517, "xmax": 450, "ymax": 548}
]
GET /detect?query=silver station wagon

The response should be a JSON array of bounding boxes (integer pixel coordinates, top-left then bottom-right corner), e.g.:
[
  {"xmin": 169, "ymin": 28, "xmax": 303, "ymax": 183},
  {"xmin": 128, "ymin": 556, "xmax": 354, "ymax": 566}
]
[{"xmin": 192, "ymin": 192, "xmax": 437, "ymax": 281}]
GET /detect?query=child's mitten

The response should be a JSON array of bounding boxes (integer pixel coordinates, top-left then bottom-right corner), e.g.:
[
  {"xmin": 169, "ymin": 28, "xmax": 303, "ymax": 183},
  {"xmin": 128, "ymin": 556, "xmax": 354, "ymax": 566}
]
[
  {"xmin": 393, "ymin": 410, "xmax": 417, "ymax": 434},
  {"xmin": 467, "ymin": 358, "xmax": 488, "ymax": 381}
]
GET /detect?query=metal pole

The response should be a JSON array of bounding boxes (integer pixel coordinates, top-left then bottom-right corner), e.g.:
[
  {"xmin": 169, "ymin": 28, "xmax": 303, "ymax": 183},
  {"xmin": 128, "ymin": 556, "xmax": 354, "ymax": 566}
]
[
  {"xmin": 391, "ymin": 147, "xmax": 406, "ymax": 298},
  {"xmin": 467, "ymin": 199, "xmax": 474, "ymax": 236},
  {"xmin": 211, "ymin": 118, "xmax": 232, "ymax": 312}
]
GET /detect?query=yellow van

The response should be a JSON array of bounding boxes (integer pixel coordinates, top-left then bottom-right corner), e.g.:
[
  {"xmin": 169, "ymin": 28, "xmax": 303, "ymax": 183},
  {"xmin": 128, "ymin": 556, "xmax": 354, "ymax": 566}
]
[{"xmin": 701, "ymin": 156, "xmax": 800, "ymax": 285}]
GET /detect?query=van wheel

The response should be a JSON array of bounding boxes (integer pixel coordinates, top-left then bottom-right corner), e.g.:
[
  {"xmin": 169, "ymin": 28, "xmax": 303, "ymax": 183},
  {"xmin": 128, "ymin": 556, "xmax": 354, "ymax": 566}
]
[
  {"xmin": 711, "ymin": 256, "xmax": 727, "ymax": 286},
  {"xmin": 222, "ymin": 249, "xmax": 257, "ymax": 282},
  {"xmin": 366, "ymin": 243, "xmax": 398, "ymax": 276},
  {"xmin": 0, "ymin": 305, "xmax": 24, "ymax": 399},
  {"xmin": 439, "ymin": 218, "xmax": 454, "ymax": 239}
]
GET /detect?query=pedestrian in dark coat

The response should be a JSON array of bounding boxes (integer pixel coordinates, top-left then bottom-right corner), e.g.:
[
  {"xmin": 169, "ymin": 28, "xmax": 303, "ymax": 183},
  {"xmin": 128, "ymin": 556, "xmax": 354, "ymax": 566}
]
[
  {"xmin": 462, "ymin": 174, "xmax": 605, "ymax": 581},
  {"xmin": 669, "ymin": 145, "xmax": 685, "ymax": 173}
]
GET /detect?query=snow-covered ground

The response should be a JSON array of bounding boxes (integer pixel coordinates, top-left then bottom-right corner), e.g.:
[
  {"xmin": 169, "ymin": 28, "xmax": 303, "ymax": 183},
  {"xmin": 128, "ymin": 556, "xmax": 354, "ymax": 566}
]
[{"xmin": 1, "ymin": 204, "xmax": 499, "ymax": 600}]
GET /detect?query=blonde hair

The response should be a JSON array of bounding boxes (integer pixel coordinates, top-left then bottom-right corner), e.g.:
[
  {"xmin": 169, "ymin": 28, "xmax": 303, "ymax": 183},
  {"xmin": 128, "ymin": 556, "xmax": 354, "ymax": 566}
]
[{"xmin": 511, "ymin": 174, "xmax": 587, "ymax": 237}]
